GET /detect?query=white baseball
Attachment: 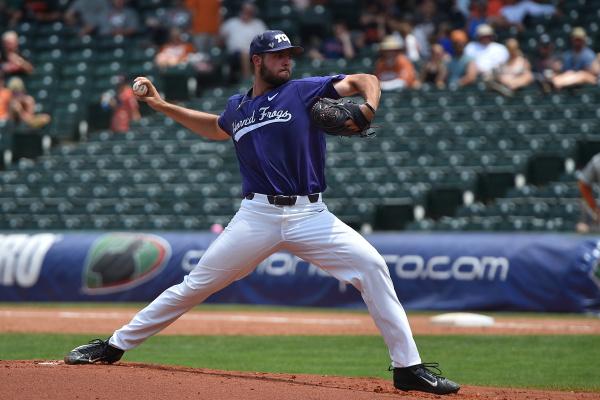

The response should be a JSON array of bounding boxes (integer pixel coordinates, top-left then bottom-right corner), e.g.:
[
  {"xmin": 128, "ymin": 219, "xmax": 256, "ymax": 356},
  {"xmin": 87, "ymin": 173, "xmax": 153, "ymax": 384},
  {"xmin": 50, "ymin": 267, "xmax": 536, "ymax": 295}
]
[{"xmin": 133, "ymin": 81, "xmax": 148, "ymax": 96}]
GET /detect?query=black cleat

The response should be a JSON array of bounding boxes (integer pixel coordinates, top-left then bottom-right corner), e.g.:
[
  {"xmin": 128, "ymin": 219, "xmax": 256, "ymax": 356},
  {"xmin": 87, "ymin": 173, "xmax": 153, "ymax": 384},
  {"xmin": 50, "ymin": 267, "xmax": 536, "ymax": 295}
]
[
  {"xmin": 64, "ymin": 338, "xmax": 124, "ymax": 365},
  {"xmin": 392, "ymin": 362, "xmax": 460, "ymax": 395}
]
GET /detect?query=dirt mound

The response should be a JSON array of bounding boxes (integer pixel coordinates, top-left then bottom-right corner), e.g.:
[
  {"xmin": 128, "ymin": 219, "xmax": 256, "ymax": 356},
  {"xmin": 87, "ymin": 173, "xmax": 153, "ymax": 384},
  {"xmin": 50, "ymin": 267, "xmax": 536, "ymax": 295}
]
[{"xmin": 1, "ymin": 360, "xmax": 597, "ymax": 400}]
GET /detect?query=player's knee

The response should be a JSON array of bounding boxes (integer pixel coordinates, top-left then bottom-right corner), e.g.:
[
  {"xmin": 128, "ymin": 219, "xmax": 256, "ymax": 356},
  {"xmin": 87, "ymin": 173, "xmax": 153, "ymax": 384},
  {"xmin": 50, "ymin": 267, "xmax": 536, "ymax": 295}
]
[
  {"xmin": 361, "ymin": 255, "xmax": 392, "ymax": 280},
  {"xmin": 184, "ymin": 266, "xmax": 238, "ymax": 293},
  {"xmin": 335, "ymin": 254, "xmax": 390, "ymax": 293}
]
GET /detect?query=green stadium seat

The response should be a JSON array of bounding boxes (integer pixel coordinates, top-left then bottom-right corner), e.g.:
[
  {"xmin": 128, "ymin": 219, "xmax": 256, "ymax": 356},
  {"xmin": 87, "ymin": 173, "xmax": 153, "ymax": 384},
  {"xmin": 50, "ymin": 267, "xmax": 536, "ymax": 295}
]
[{"xmin": 3, "ymin": 9, "xmax": 600, "ymax": 232}]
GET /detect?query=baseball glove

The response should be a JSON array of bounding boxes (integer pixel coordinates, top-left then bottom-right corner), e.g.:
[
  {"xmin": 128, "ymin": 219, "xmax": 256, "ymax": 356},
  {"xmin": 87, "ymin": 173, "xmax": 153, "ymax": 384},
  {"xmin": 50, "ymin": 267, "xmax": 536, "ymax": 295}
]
[{"xmin": 310, "ymin": 98, "xmax": 376, "ymax": 138}]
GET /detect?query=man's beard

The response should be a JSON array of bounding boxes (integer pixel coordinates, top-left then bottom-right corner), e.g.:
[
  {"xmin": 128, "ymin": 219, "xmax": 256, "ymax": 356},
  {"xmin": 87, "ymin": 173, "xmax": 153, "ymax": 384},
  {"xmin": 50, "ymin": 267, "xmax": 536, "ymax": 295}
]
[{"xmin": 259, "ymin": 63, "xmax": 291, "ymax": 86}]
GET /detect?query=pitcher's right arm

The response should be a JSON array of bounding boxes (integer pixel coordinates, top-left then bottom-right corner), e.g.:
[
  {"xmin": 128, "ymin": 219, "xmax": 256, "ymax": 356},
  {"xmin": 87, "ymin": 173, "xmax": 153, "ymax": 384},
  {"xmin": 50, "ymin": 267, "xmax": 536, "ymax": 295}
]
[{"xmin": 133, "ymin": 76, "xmax": 230, "ymax": 141}]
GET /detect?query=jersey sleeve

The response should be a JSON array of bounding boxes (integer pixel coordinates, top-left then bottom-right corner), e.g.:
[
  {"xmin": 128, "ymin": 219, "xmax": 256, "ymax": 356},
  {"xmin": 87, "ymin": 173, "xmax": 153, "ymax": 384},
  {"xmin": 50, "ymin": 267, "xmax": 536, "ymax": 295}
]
[
  {"xmin": 217, "ymin": 100, "xmax": 234, "ymax": 137},
  {"xmin": 295, "ymin": 74, "xmax": 346, "ymax": 106}
]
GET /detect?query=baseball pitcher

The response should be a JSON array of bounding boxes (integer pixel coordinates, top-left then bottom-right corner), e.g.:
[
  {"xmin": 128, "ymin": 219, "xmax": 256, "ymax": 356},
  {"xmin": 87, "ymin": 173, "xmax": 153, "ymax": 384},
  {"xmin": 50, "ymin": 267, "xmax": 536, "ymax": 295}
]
[{"xmin": 65, "ymin": 30, "xmax": 459, "ymax": 395}]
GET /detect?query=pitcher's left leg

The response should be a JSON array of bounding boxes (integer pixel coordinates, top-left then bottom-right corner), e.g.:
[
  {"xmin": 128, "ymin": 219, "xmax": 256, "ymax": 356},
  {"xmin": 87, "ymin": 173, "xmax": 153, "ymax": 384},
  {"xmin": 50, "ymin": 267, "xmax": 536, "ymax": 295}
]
[{"xmin": 283, "ymin": 207, "xmax": 420, "ymax": 367}]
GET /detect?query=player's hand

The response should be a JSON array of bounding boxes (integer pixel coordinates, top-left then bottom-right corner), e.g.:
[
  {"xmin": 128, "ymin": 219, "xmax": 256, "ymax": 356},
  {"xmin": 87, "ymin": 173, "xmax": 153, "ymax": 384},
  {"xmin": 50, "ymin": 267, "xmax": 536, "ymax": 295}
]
[
  {"xmin": 132, "ymin": 76, "xmax": 164, "ymax": 109},
  {"xmin": 344, "ymin": 119, "xmax": 360, "ymax": 132}
]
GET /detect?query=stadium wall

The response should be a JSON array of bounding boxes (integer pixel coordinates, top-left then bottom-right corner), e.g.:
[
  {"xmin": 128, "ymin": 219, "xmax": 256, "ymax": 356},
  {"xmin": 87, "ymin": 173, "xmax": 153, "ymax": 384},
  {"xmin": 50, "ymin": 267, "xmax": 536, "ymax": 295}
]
[{"xmin": 1, "ymin": 232, "xmax": 599, "ymax": 312}]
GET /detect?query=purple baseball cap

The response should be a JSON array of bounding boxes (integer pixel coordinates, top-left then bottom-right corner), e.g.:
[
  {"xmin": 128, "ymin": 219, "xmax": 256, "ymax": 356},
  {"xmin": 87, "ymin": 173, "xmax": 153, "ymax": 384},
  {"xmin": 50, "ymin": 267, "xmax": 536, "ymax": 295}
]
[{"xmin": 249, "ymin": 30, "xmax": 304, "ymax": 57}]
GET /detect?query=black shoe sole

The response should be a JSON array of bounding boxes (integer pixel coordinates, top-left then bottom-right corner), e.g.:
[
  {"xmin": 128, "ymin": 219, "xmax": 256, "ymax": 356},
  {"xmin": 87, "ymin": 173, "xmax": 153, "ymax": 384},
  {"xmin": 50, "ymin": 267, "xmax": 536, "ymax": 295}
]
[
  {"xmin": 64, "ymin": 352, "xmax": 123, "ymax": 365},
  {"xmin": 395, "ymin": 385, "xmax": 460, "ymax": 395}
]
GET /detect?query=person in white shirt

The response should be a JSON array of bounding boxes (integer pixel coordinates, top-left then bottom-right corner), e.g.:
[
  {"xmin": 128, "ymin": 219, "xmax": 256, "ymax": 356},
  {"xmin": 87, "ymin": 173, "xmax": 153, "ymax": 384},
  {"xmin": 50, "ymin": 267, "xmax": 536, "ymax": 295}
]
[
  {"xmin": 219, "ymin": 1, "xmax": 267, "ymax": 82},
  {"xmin": 464, "ymin": 24, "xmax": 509, "ymax": 77},
  {"xmin": 395, "ymin": 21, "xmax": 421, "ymax": 62}
]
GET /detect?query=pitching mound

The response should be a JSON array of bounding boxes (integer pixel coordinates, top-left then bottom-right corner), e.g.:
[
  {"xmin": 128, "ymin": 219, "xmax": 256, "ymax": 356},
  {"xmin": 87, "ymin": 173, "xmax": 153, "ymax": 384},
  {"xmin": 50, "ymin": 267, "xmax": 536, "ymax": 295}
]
[{"xmin": 2, "ymin": 360, "xmax": 598, "ymax": 400}]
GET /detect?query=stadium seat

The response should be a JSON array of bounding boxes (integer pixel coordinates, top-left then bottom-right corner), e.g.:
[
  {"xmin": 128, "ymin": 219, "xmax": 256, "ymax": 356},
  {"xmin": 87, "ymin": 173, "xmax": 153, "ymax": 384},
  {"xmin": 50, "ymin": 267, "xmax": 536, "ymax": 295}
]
[{"xmin": 1, "ymin": 5, "xmax": 599, "ymax": 232}]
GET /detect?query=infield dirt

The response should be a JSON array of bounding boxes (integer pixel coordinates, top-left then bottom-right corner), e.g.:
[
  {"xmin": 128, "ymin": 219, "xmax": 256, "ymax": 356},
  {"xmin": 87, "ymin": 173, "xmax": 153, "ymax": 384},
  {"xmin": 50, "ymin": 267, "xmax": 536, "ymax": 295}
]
[
  {"xmin": 1, "ymin": 306, "xmax": 599, "ymax": 335},
  {"xmin": 1, "ymin": 306, "xmax": 599, "ymax": 399}
]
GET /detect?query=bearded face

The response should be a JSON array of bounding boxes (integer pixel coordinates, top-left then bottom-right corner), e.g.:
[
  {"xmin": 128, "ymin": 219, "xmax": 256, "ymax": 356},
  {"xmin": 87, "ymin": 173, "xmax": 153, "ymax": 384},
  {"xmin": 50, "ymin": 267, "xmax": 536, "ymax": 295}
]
[
  {"xmin": 259, "ymin": 60, "xmax": 291, "ymax": 86},
  {"xmin": 254, "ymin": 50, "xmax": 293, "ymax": 87}
]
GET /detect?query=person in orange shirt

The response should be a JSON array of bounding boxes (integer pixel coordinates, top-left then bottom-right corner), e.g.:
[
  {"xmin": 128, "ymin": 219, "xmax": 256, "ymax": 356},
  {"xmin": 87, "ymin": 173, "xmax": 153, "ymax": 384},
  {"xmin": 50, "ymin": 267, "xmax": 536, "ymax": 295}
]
[
  {"xmin": 155, "ymin": 28, "xmax": 196, "ymax": 69},
  {"xmin": 0, "ymin": 72, "xmax": 12, "ymax": 121},
  {"xmin": 374, "ymin": 35, "xmax": 416, "ymax": 91},
  {"xmin": 106, "ymin": 76, "xmax": 140, "ymax": 133}
]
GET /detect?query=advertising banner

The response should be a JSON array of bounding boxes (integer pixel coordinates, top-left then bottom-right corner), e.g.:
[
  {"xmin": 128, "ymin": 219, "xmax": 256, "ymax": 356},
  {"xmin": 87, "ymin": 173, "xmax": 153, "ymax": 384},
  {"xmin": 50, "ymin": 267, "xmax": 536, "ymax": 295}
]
[{"xmin": 1, "ymin": 232, "xmax": 599, "ymax": 312}]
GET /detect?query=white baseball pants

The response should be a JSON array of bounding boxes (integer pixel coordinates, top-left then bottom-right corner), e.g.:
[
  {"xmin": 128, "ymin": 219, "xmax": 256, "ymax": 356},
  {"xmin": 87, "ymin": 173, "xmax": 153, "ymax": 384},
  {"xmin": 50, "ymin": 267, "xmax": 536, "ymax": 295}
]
[{"xmin": 110, "ymin": 194, "xmax": 422, "ymax": 367}]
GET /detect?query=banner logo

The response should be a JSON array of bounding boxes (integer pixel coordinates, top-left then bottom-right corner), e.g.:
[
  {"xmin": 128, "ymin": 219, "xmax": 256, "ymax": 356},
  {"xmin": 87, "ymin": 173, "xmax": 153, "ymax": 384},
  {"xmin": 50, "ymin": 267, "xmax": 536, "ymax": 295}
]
[
  {"xmin": 0, "ymin": 234, "xmax": 61, "ymax": 288},
  {"xmin": 591, "ymin": 260, "xmax": 600, "ymax": 290},
  {"xmin": 586, "ymin": 241, "xmax": 600, "ymax": 290},
  {"xmin": 385, "ymin": 255, "xmax": 510, "ymax": 281},
  {"xmin": 82, "ymin": 233, "xmax": 171, "ymax": 294}
]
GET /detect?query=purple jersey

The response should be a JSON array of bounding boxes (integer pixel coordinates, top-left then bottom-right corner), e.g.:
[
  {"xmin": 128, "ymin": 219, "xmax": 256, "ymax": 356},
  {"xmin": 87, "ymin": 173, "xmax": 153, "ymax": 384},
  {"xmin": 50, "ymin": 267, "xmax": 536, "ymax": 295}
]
[{"xmin": 218, "ymin": 75, "xmax": 345, "ymax": 196}]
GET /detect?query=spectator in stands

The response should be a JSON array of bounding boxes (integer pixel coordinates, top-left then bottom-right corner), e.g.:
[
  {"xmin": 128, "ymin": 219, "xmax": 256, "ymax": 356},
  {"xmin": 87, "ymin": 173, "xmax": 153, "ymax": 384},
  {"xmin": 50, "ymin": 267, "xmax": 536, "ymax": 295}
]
[
  {"xmin": 0, "ymin": 72, "xmax": 12, "ymax": 122},
  {"xmin": 145, "ymin": 0, "xmax": 193, "ymax": 46},
  {"xmin": 311, "ymin": 22, "xmax": 356, "ymax": 60},
  {"xmin": 576, "ymin": 153, "xmax": 600, "ymax": 233},
  {"xmin": 532, "ymin": 34, "xmax": 560, "ymax": 75},
  {"xmin": 153, "ymin": 27, "xmax": 215, "ymax": 83},
  {"xmin": 466, "ymin": 0, "xmax": 490, "ymax": 39},
  {"xmin": 464, "ymin": 24, "xmax": 508, "ymax": 77},
  {"xmin": 0, "ymin": 1, "xmax": 23, "ymax": 28},
  {"xmin": 388, "ymin": 19, "xmax": 421, "ymax": 62},
  {"xmin": 102, "ymin": 76, "xmax": 140, "ymax": 134},
  {"xmin": 487, "ymin": 0, "xmax": 505, "ymax": 17},
  {"xmin": 412, "ymin": 0, "xmax": 442, "ymax": 60},
  {"xmin": 64, "ymin": 0, "xmax": 110, "ymax": 36},
  {"xmin": 21, "ymin": 0, "xmax": 62, "ymax": 23},
  {"xmin": 445, "ymin": 29, "xmax": 477, "ymax": 87},
  {"xmin": 382, "ymin": 0, "xmax": 405, "ymax": 17},
  {"xmin": 158, "ymin": 0, "xmax": 192, "ymax": 31},
  {"xmin": 1, "ymin": 30, "xmax": 33, "ymax": 77},
  {"xmin": 550, "ymin": 27, "xmax": 599, "ymax": 90},
  {"xmin": 486, "ymin": 38, "xmax": 533, "ymax": 96},
  {"xmin": 155, "ymin": 28, "xmax": 195, "ymax": 70},
  {"xmin": 445, "ymin": 0, "xmax": 467, "ymax": 29},
  {"xmin": 455, "ymin": 0, "xmax": 470, "ymax": 18},
  {"xmin": 219, "ymin": 1, "xmax": 267, "ymax": 83},
  {"xmin": 419, "ymin": 43, "xmax": 448, "ymax": 88},
  {"xmin": 104, "ymin": 0, "xmax": 141, "ymax": 37},
  {"xmin": 498, "ymin": 0, "xmax": 556, "ymax": 30},
  {"xmin": 359, "ymin": 3, "xmax": 386, "ymax": 46},
  {"xmin": 436, "ymin": 22, "xmax": 454, "ymax": 56},
  {"xmin": 532, "ymin": 34, "xmax": 561, "ymax": 92},
  {"xmin": 7, "ymin": 76, "xmax": 50, "ymax": 129},
  {"xmin": 374, "ymin": 35, "xmax": 416, "ymax": 91},
  {"xmin": 185, "ymin": 0, "xmax": 220, "ymax": 53}
]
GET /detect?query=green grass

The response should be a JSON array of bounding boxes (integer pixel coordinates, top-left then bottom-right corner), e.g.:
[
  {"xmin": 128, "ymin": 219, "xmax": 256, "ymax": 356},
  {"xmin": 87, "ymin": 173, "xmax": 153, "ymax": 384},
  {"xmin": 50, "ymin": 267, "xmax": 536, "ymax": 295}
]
[{"xmin": 1, "ymin": 333, "xmax": 599, "ymax": 391}]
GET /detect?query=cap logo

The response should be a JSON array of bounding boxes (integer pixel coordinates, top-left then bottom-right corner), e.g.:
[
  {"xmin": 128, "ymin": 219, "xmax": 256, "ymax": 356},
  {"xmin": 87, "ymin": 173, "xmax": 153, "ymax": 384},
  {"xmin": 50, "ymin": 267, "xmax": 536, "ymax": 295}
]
[
  {"xmin": 274, "ymin": 33, "xmax": 291, "ymax": 44},
  {"xmin": 269, "ymin": 41, "xmax": 275, "ymax": 48}
]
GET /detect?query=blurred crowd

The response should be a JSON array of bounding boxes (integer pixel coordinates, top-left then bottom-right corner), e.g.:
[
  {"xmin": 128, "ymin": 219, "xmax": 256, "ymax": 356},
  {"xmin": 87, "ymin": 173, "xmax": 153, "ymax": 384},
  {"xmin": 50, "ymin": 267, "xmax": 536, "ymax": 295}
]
[
  {"xmin": 1, "ymin": 0, "xmax": 222, "ymax": 133},
  {"xmin": 0, "ymin": 28, "xmax": 50, "ymax": 130},
  {"xmin": 296, "ymin": 0, "xmax": 599, "ymax": 96},
  {"xmin": 1, "ymin": 0, "xmax": 600, "ymax": 133}
]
